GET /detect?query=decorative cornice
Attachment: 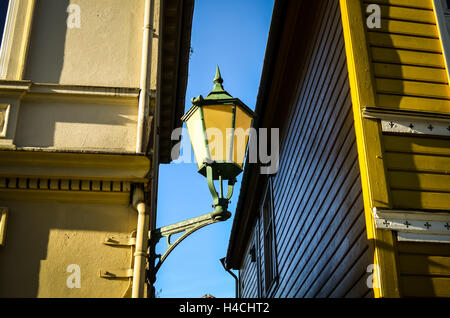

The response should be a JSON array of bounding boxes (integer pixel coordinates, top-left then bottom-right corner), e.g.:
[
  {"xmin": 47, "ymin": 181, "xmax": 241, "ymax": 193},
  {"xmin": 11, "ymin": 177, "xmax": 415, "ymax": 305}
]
[
  {"xmin": 0, "ymin": 177, "xmax": 131, "ymax": 192},
  {"xmin": 23, "ymin": 83, "xmax": 142, "ymax": 106},
  {"xmin": 0, "ymin": 81, "xmax": 157, "ymax": 107},
  {"xmin": 0, "ymin": 80, "xmax": 31, "ymax": 96},
  {"xmin": 0, "ymin": 150, "xmax": 151, "ymax": 182},
  {"xmin": 0, "ymin": 177, "xmax": 133, "ymax": 204}
]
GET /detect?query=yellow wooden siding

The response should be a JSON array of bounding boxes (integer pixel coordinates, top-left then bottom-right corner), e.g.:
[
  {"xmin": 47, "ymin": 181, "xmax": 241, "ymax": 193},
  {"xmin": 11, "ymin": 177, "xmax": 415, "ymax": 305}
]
[
  {"xmin": 351, "ymin": 0, "xmax": 450, "ymax": 298},
  {"xmin": 366, "ymin": 0, "xmax": 450, "ymax": 210},
  {"xmin": 375, "ymin": 20, "xmax": 438, "ymax": 38},
  {"xmin": 370, "ymin": 5, "xmax": 436, "ymax": 24},
  {"xmin": 343, "ymin": 0, "xmax": 450, "ymax": 298},
  {"xmin": 365, "ymin": 0, "xmax": 433, "ymax": 10},
  {"xmin": 383, "ymin": 134, "xmax": 450, "ymax": 210},
  {"xmin": 371, "ymin": 47, "xmax": 445, "ymax": 68},
  {"xmin": 367, "ymin": 33, "xmax": 442, "ymax": 52},
  {"xmin": 373, "ymin": 63, "xmax": 448, "ymax": 83},
  {"xmin": 388, "ymin": 171, "xmax": 450, "ymax": 192},
  {"xmin": 375, "ymin": 78, "xmax": 450, "ymax": 98},
  {"xmin": 398, "ymin": 242, "xmax": 450, "ymax": 297},
  {"xmin": 376, "ymin": 94, "xmax": 450, "ymax": 114},
  {"xmin": 341, "ymin": 0, "xmax": 401, "ymax": 298},
  {"xmin": 399, "ymin": 255, "xmax": 450, "ymax": 276},
  {"xmin": 383, "ymin": 135, "xmax": 450, "ymax": 155},
  {"xmin": 365, "ymin": 0, "xmax": 450, "ymax": 114}
]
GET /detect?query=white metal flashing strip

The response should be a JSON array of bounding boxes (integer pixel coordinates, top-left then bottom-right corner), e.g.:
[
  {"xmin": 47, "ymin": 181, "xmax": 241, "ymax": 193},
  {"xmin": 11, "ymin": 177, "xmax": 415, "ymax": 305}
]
[
  {"xmin": 381, "ymin": 119, "xmax": 450, "ymax": 137},
  {"xmin": 373, "ymin": 208, "xmax": 450, "ymax": 239},
  {"xmin": 362, "ymin": 107, "xmax": 450, "ymax": 136}
]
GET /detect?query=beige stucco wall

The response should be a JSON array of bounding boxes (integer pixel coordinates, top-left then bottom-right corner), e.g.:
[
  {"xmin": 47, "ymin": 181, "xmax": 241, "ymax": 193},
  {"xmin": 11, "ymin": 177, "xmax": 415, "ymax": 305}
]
[
  {"xmin": 0, "ymin": 0, "xmax": 162, "ymax": 153},
  {"xmin": 14, "ymin": 99, "xmax": 138, "ymax": 152},
  {"xmin": 0, "ymin": 200, "xmax": 137, "ymax": 297},
  {"xmin": 0, "ymin": 0, "xmax": 164, "ymax": 298},
  {"xmin": 24, "ymin": 0, "xmax": 145, "ymax": 88}
]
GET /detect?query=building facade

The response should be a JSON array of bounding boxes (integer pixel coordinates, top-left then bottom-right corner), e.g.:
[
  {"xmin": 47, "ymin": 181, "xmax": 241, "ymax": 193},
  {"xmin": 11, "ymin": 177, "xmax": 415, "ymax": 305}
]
[
  {"xmin": 225, "ymin": 0, "xmax": 450, "ymax": 298},
  {"xmin": 0, "ymin": 0, "xmax": 193, "ymax": 297}
]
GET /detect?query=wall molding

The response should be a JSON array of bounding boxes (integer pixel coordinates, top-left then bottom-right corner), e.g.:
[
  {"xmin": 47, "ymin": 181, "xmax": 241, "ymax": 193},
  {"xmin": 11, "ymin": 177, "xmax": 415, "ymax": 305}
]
[
  {"xmin": 373, "ymin": 208, "xmax": 450, "ymax": 239},
  {"xmin": 0, "ymin": 177, "xmax": 131, "ymax": 193},
  {"xmin": 0, "ymin": 177, "xmax": 134, "ymax": 204},
  {"xmin": 0, "ymin": 150, "xmax": 151, "ymax": 182}
]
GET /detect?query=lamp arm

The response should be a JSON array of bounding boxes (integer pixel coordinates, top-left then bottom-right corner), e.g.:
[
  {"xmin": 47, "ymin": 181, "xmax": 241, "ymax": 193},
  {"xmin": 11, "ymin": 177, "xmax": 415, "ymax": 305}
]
[
  {"xmin": 147, "ymin": 163, "xmax": 235, "ymax": 292},
  {"xmin": 147, "ymin": 210, "xmax": 231, "ymax": 285},
  {"xmin": 206, "ymin": 164, "xmax": 219, "ymax": 206},
  {"xmin": 226, "ymin": 178, "xmax": 237, "ymax": 200}
]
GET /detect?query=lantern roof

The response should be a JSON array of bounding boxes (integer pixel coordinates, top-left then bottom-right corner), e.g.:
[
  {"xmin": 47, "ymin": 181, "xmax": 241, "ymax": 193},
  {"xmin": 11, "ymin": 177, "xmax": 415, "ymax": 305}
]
[
  {"xmin": 205, "ymin": 66, "xmax": 233, "ymax": 100},
  {"xmin": 183, "ymin": 66, "xmax": 254, "ymax": 123}
]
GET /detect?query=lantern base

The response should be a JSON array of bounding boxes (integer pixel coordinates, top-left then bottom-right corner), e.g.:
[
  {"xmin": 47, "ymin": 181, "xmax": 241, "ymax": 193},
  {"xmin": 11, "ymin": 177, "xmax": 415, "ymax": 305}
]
[{"xmin": 198, "ymin": 161, "xmax": 243, "ymax": 180}]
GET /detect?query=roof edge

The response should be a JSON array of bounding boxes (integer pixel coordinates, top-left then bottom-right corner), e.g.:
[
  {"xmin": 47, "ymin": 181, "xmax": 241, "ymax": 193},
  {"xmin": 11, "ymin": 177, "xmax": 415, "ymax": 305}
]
[{"xmin": 224, "ymin": 0, "xmax": 289, "ymax": 270}]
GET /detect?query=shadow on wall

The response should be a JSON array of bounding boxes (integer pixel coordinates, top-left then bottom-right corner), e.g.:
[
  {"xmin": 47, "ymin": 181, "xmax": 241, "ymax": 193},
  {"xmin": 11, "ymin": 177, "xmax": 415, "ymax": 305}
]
[
  {"xmin": 366, "ymin": 3, "xmax": 441, "ymax": 296},
  {"xmin": 0, "ymin": 200, "xmax": 137, "ymax": 297},
  {"xmin": 24, "ymin": 0, "xmax": 69, "ymax": 84}
]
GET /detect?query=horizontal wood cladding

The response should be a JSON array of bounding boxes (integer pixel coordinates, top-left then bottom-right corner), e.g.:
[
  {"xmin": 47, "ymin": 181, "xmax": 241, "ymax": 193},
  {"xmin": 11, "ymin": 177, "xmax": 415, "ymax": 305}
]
[
  {"xmin": 397, "ymin": 241, "xmax": 450, "ymax": 297},
  {"xmin": 365, "ymin": 0, "xmax": 433, "ymax": 10},
  {"xmin": 369, "ymin": 4, "xmax": 436, "ymax": 23},
  {"xmin": 240, "ymin": 227, "xmax": 259, "ymax": 298},
  {"xmin": 373, "ymin": 63, "xmax": 448, "ymax": 83},
  {"xmin": 239, "ymin": 0, "xmax": 371, "ymax": 298},
  {"xmin": 367, "ymin": 33, "xmax": 442, "ymax": 53},
  {"xmin": 363, "ymin": 0, "xmax": 450, "ymax": 115},
  {"xmin": 383, "ymin": 134, "xmax": 450, "ymax": 210}
]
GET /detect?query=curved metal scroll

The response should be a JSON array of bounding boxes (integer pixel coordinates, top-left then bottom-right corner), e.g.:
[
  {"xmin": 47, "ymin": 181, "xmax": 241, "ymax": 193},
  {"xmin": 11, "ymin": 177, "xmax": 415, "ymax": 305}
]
[{"xmin": 147, "ymin": 164, "xmax": 235, "ymax": 285}]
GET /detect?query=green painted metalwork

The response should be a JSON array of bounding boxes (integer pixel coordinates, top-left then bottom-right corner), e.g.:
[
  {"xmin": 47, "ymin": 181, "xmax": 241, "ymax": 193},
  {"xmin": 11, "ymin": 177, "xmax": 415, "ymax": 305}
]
[
  {"xmin": 148, "ymin": 209, "xmax": 231, "ymax": 284},
  {"xmin": 204, "ymin": 65, "xmax": 233, "ymax": 100},
  {"xmin": 147, "ymin": 164, "xmax": 235, "ymax": 286},
  {"xmin": 147, "ymin": 67, "xmax": 248, "ymax": 295},
  {"xmin": 183, "ymin": 66, "xmax": 254, "ymax": 122},
  {"xmin": 199, "ymin": 105, "xmax": 211, "ymax": 161},
  {"xmin": 228, "ymin": 104, "xmax": 236, "ymax": 162}
]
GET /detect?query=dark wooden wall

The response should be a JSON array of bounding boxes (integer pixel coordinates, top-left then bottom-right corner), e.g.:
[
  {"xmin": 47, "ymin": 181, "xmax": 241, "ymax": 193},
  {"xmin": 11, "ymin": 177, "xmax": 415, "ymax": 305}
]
[{"xmin": 239, "ymin": 0, "xmax": 373, "ymax": 298}]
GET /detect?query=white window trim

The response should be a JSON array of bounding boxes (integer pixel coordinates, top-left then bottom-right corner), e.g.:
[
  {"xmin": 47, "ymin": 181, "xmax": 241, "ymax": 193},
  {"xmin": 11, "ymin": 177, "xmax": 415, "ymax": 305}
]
[
  {"xmin": 0, "ymin": 0, "xmax": 15, "ymax": 79},
  {"xmin": 261, "ymin": 177, "xmax": 278, "ymax": 296}
]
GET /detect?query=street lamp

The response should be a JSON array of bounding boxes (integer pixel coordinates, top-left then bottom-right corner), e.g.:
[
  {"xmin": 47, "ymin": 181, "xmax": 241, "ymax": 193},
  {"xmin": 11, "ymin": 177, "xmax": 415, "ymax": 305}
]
[
  {"xmin": 147, "ymin": 66, "xmax": 254, "ymax": 295},
  {"xmin": 182, "ymin": 66, "xmax": 254, "ymax": 216}
]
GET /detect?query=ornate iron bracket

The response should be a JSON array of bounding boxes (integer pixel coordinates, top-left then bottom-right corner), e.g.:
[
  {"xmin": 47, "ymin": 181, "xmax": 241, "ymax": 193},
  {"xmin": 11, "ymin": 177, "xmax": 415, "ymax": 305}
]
[{"xmin": 147, "ymin": 163, "xmax": 236, "ymax": 287}]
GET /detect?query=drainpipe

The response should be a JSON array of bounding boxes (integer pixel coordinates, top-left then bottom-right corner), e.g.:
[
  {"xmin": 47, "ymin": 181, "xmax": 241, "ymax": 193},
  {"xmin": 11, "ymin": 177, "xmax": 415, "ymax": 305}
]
[
  {"xmin": 220, "ymin": 257, "xmax": 239, "ymax": 298},
  {"xmin": 136, "ymin": 0, "xmax": 155, "ymax": 153},
  {"xmin": 132, "ymin": 187, "xmax": 150, "ymax": 298}
]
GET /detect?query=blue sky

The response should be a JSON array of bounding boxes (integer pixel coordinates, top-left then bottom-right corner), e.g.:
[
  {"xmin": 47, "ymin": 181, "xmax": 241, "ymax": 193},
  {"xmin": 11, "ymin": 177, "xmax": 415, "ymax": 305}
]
[{"xmin": 154, "ymin": 0, "xmax": 274, "ymax": 298}]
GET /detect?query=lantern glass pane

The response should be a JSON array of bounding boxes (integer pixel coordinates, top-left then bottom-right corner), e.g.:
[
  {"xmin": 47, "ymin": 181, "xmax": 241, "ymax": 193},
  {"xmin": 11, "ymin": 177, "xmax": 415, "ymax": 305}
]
[
  {"xmin": 185, "ymin": 107, "xmax": 208, "ymax": 170},
  {"xmin": 202, "ymin": 104, "xmax": 234, "ymax": 162},
  {"xmin": 233, "ymin": 105, "xmax": 253, "ymax": 167}
]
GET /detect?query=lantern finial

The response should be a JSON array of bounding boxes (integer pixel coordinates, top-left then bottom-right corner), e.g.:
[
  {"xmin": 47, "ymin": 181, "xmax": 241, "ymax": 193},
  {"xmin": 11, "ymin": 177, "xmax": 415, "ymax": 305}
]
[
  {"xmin": 213, "ymin": 65, "xmax": 223, "ymax": 84},
  {"xmin": 206, "ymin": 65, "xmax": 232, "ymax": 100}
]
